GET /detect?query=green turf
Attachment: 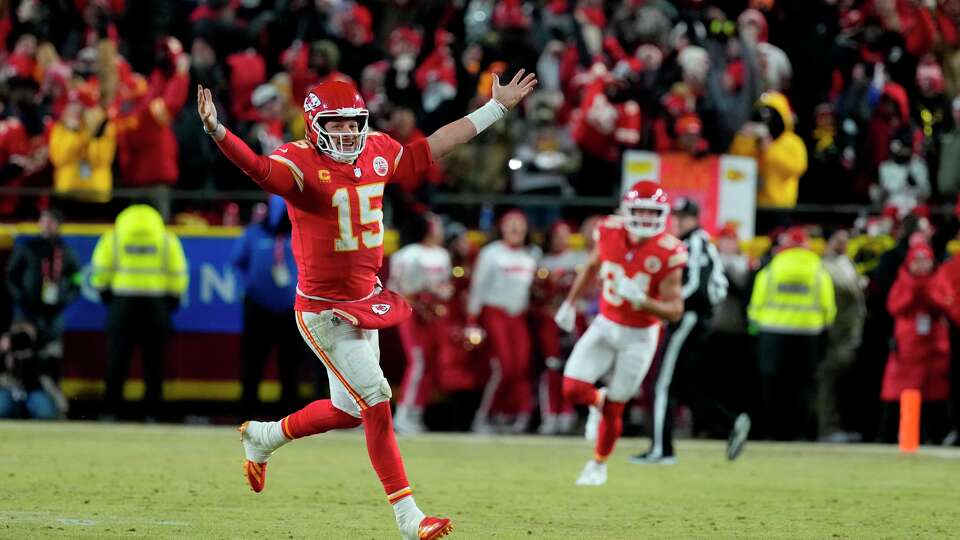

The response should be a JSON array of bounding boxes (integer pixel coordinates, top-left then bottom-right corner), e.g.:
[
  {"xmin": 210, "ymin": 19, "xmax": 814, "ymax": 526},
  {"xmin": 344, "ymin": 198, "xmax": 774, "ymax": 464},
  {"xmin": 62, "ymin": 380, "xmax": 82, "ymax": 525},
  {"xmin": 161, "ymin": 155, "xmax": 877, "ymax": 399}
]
[{"xmin": 1, "ymin": 421, "xmax": 958, "ymax": 539}]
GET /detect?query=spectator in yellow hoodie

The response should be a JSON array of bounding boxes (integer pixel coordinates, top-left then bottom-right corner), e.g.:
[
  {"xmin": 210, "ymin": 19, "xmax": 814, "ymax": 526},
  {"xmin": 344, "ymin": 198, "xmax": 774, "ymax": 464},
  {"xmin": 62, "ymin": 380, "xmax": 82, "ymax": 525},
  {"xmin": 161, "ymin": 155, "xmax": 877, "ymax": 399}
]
[
  {"xmin": 49, "ymin": 93, "xmax": 116, "ymax": 203},
  {"xmin": 730, "ymin": 91, "xmax": 807, "ymax": 208}
]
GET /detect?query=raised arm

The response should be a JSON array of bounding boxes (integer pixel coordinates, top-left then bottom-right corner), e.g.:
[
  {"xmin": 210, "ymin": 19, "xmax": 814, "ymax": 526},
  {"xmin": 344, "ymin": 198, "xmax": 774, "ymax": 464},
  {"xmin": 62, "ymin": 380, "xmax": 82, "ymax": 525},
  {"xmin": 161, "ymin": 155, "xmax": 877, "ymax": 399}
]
[
  {"xmin": 197, "ymin": 85, "xmax": 299, "ymax": 197},
  {"xmin": 426, "ymin": 70, "xmax": 538, "ymax": 161}
]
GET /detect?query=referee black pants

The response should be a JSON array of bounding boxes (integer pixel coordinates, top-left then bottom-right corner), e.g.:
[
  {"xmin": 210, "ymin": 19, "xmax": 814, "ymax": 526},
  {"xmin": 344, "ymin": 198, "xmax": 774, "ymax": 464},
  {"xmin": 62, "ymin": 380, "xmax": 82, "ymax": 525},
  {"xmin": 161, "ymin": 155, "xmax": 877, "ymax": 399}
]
[{"xmin": 647, "ymin": 312, "xmax": 734, "ymax": 457}]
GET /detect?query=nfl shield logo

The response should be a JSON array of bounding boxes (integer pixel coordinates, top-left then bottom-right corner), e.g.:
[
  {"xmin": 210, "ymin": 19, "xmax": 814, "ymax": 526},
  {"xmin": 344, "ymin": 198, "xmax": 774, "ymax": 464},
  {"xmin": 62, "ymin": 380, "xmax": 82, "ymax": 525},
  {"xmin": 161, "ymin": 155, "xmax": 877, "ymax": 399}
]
[
  {"xmin": 354, "ymin": 167, "xmax": 362, "ymax": 178},
  {"xmin": 372, "ymin": 304, "xmax": 391, "ymax": 315}
]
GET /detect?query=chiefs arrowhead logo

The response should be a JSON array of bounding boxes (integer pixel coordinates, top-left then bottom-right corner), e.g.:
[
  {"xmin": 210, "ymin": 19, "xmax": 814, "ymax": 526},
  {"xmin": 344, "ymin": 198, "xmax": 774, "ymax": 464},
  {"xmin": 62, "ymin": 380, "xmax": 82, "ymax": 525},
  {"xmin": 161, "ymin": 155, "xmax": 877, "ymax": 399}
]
[
  {"xmin": 372, "ymin": 304, "xmax": 391, "ymax": 315},
  {"xmin": 304, "ymin": 92, "xmax": 322, "ymax": 112}
]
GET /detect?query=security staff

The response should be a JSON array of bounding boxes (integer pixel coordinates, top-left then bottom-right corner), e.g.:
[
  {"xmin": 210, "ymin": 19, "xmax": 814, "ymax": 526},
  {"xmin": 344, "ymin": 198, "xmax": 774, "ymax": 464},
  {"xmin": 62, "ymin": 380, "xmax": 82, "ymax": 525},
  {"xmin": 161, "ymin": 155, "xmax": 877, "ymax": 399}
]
[
  {"xmin": 748, "ymin": 227, "xmax": 836, "ymax": 440},
  {"xmin": 90, "ymin": 204, "xmax": 188, "ymax": 419},
  {"xmin": 631, "ymin": 199, "xmax": 751, "ymax": 464}
]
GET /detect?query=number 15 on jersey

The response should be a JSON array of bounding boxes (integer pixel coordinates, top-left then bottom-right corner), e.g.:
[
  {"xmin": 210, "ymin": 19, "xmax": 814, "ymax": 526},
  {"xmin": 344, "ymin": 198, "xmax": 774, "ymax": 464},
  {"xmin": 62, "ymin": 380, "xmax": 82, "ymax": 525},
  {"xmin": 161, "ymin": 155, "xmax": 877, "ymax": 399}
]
[{"xmin": 332, "ymin": 182, "xmax": 385, "ymax": 252}]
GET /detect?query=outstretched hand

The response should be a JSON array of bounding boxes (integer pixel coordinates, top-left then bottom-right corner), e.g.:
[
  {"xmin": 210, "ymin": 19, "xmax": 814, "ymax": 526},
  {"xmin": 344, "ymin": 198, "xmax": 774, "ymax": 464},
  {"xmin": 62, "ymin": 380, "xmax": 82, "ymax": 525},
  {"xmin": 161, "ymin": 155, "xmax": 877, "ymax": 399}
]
[
  {"xmin": 492, "ymin": 69, "xmax": 538, "ymax": 109},
  {"xmin": 197, "ymin": 84, "xmax": 219, "ymax": 133}
]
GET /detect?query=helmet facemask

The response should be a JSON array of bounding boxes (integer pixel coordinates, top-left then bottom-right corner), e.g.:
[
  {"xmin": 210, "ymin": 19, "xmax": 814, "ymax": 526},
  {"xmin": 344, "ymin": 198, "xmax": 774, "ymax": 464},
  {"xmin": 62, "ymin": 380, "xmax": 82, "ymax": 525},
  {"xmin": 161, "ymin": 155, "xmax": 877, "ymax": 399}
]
[
  {"xmin": 619, "ymin": 200, "xmax": 668, "ymax": 238},
  {"xmin": 308, "ymin": 108, "xmax": 369, "ymax": 163}
]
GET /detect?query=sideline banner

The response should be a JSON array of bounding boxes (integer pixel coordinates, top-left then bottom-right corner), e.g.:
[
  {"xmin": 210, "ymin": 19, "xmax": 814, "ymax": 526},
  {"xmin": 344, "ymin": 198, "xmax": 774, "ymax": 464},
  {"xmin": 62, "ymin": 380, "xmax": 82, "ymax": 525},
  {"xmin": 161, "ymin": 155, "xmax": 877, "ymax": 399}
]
[
  {"xmin": 622, "ymin": 151, "xmax": 757, "ymax": 238},
  {"xmin": 14, "ymin": 232, "xmax": 247, "ymax": 333}
]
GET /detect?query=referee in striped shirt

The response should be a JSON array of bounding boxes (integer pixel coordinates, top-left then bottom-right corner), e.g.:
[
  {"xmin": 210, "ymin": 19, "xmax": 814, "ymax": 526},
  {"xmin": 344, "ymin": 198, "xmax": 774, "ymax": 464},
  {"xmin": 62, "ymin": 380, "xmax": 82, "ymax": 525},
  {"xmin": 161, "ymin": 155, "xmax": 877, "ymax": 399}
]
[{"xmin": 630, "ymin": 198, "xmax": 751, "ymax": 464}]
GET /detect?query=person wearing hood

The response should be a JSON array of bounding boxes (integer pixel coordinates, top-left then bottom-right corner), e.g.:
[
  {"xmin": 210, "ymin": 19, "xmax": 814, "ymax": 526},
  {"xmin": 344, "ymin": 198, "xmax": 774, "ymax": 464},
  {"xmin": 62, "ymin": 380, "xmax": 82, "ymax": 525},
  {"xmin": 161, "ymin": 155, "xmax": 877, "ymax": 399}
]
[
  {"xmin": 747, "ymin": 227, "xmax": 836, "ymax": 440},
  {"xmin": 231, "ymin": 195, "xmax": 312, "ymax": 417},
  {"xmin": 729, "ymin": 91, "xmax": 808, "ymax": 209},
  {"xmin": 90, "ymin": 203, "xmax": 188, "ymax": 419},
  {"xmin": 880, "ymin": 240, "xmax": 953, "ymax": 444}
]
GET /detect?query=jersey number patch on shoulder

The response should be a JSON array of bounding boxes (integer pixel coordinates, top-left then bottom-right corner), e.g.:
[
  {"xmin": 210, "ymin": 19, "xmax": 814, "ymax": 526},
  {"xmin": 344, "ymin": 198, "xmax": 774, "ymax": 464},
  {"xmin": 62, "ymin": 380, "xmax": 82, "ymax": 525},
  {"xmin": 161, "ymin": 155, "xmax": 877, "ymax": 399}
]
[
  {"xmin": 332, "ymin": 183, "xmax": 385, "ymax": 251},
  {"xmin": 600, "ymin": 260, "xmax": 651, "ymax": 310}
]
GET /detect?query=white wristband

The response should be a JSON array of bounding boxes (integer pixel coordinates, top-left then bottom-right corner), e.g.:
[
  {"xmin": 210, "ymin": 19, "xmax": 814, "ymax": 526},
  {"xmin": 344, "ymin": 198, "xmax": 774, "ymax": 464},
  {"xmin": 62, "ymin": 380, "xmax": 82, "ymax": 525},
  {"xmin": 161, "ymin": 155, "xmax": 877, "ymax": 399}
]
[{"xmin": 466, "ymin": 99, "xmax": 507, "ymax": 134}]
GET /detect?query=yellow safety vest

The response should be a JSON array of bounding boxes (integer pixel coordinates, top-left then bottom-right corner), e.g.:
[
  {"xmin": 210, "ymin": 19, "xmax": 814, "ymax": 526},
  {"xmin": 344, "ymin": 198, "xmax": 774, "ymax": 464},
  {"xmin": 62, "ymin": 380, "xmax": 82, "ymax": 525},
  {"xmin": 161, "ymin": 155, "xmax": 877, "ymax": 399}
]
[
  {"xmin": 90, "ymin": 205, "xmax": 188, "ymax": 297},
  {"xmin": 748, "ymin": 247, "xmax": 836, "ymax": 335}
]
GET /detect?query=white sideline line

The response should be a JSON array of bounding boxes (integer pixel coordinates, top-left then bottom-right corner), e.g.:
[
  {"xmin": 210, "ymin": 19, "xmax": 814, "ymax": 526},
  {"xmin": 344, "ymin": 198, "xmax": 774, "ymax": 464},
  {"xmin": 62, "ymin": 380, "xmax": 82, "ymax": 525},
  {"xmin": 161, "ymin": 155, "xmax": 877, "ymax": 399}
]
[
  {"xmin": 3, "ymin": 420, "xmax": 959, "ymax": 459},
  {"xmin": 0, "ymin": 510, "xmax": 189, "ymax": 527}
]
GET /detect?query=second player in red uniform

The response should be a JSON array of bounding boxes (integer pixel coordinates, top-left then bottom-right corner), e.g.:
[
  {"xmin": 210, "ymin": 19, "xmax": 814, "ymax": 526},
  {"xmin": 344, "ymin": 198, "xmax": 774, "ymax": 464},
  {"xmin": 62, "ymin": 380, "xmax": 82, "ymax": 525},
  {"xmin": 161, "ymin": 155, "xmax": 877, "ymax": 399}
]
[
  {"xmin": 554, "ymin": 181, "xmax": 687, "ymax": 486},
  {"xmin": 198, "ymin": 69, "xmax": 536, "ymax": 539}
]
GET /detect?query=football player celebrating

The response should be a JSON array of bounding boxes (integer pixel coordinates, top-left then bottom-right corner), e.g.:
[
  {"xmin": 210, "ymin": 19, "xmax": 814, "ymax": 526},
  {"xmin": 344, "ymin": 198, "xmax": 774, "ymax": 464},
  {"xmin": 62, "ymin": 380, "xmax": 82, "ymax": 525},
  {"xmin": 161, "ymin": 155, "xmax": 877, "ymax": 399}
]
[
  {"xmin": 554, "ymin": 181, "xmax": 687, "ymax": 486},
  {"xmin": 198, "ymin": 70, "xmax": 536, "ymax": 539}
]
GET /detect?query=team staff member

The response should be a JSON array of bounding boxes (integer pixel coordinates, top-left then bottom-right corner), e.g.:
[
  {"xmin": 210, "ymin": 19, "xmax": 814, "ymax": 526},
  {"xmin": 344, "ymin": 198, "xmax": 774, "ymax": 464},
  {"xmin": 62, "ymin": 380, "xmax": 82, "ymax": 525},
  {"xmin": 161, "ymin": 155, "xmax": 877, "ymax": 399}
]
[
  {"xmin": 631, "ymin": 199, "xmax": 750, "ymax": 464},
  {"xmin": 90, "ymin": 204, "xmax": 188, "ymax": 419},
  {"xmin": 748, "ymin": 227, "xmax": 836, "ymax": 440},
  {"xmin": 468, "ymin": 210, "xmax": 537, "ymax": 434},
  {"xmin": 232, "ymin": 195, "xmax": 313, "ymax": 417},
  {"xmin": 388, "ymin": 212, "xmax": 453, "ymax": 434}
]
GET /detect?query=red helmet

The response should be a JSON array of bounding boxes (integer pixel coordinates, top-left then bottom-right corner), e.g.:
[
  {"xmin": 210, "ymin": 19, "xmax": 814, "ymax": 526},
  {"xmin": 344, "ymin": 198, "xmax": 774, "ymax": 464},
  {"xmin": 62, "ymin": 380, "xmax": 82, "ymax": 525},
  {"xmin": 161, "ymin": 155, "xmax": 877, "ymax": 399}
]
[
  {"xmin": 619, "ymin": 180, "xmax": 669, "ymax": 237},
  {"xmin": 302, "ymin": 81, "xmax": 369, "ymax": 162}
]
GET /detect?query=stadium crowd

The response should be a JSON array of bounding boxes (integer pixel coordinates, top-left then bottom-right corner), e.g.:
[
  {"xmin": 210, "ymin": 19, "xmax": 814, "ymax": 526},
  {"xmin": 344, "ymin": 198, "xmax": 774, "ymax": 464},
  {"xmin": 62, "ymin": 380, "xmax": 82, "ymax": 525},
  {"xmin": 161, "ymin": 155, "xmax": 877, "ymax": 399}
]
[{"xmin": 2, "ymin": 0, "xmax": 960, "ymax": 445}]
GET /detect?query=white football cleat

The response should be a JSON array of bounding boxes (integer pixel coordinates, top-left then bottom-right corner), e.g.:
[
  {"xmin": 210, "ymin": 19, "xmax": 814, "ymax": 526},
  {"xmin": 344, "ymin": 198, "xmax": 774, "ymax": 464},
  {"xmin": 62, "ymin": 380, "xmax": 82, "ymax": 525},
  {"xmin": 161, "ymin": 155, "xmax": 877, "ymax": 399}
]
[
  {"xmin": 240, "ymin": 420, "xmax": 279, "ymax": 464},
  {"xmin": 575, "ymin": 460, "xmax": 607, "ymax": 486},
  {"xmin": 584, "ymin": 388, "xmax": 606, "ymax": 442},
  {"xmin": 393, "ymin": 407, "xmax": 426, "ymax": 435}
]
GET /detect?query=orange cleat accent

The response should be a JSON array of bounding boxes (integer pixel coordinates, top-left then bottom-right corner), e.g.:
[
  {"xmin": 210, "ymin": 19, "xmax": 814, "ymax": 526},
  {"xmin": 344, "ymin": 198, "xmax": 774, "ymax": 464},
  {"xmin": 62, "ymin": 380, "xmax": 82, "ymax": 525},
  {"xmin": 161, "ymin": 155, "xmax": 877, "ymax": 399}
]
[
  {"xmin": 243, "ymin": 460, "xmax": 267, "ymax": 493},
  {"xmin": 418, "ymin": 517, "xmax": 453, "ymax": 539},
  {"xmin": 238, "ymin": 423, "xmax": 267, "ymax": 493}
]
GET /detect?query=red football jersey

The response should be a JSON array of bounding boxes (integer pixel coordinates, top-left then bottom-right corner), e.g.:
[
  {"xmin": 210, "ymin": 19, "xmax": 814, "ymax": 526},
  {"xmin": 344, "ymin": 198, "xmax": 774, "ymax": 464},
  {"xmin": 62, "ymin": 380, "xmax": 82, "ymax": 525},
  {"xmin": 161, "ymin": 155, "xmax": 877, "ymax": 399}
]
[
  {"xmin": 266, "ymin": 131, "xmax": 418, "ymax": 310},
  {"xmin": 595, "ymin": 216, "xmax": 687, "ymax": 328}
]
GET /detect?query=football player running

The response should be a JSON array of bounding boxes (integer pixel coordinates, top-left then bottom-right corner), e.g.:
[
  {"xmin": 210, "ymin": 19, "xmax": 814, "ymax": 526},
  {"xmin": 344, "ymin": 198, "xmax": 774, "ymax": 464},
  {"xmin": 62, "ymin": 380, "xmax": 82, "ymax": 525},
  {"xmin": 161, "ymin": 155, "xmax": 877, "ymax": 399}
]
[
  {"xmin": 554, "ymin": 181, "xmax": 687, "ymax": 486},
  {"xmin": 198, "ymin": 70, "xmax": 536, "ymax": 539}
]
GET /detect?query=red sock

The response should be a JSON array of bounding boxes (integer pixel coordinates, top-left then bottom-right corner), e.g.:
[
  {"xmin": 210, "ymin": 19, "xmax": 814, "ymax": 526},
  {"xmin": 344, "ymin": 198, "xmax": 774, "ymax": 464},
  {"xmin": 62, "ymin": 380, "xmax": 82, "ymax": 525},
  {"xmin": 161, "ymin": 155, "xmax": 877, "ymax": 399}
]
[
  {"xmin": 281, "ymin": 399, "xmax": 361, "ymax": 440},
  {"xmin": 594, "ymin": 401, "xmax": 626, "ymax": 462},
  {"xmin": 562, "ymin": 377, "xmax": 599, "ymax": 407},
  {"xmin": 361, "ymin": 402, "xmax": 412, "ymax": 503}
]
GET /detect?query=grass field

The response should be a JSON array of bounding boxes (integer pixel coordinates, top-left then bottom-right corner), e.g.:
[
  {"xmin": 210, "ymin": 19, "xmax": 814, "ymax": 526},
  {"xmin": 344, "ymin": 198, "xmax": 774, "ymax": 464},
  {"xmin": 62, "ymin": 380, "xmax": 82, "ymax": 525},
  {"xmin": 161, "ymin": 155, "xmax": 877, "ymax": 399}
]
[{"xmin": 1, "ymin": 421, "xmax": 958, "ymax": 539}]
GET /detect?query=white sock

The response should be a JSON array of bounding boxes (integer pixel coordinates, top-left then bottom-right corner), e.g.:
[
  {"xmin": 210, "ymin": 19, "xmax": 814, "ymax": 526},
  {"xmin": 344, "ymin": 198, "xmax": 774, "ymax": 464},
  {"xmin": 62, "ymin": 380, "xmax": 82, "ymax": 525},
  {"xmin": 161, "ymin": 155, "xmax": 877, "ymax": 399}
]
[
  {"xmin": 262, "ymin": 420, "xmax": 291, "ymax": 449},
  {"xmin": 393, "ymin": 494, "xmax": 424, "ymax": 529}
]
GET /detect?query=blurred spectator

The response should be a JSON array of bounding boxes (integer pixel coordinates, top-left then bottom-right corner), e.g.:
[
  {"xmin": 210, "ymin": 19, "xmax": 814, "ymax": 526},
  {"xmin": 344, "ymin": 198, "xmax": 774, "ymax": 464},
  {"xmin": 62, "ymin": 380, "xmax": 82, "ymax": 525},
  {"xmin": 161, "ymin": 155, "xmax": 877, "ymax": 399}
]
[
  {"xmin": 283, "ymin": 39, "xmax": 353, "ymax": 113},
  {"xmin": 388, "ymin": 212, "xmax": 452, "ymax": 434},
  {"xmin": 730, "ymin": 91, "xmax": 808, "ymax": 208},
  {"xmin": 225, "ymin": 46, "xmax": 267, "ymax": 124},
  {"xmin": 384, "ymin": 26, "xmax": 424, "ymax": 112},
  {"xmin": 231, "ymin": 195, "xmax": 312, "ymax": 417},
  {"xmin": 49, "ymin": 94, "xmax": 115, "ymax": 203},
  {"xmin": 874, "ymin": 124, "xmax": 930, "ymax": 217},
  {"xmin": 0, "ymin": 76, "xmax": 50, "ymax": 216},
  {"xmin": 748, "ymin": 227, "xmax": 836, "ymax": 440},
  {"xmin": 0, "ymin": 323, "xmax": 67, "ymax": 420},
  {"xmin": 246, "ymin": 83, "xmax": 286, "ymax": 154},
  {"xmin": 570, "ymin": 64, "xmax": 641, "ymax": 197},
  {"xmin": 5, "ymin": 209, "xmax": 80, "ymax": 373},
  {"xmin": 114, "ymin": 37, "xmax": 190, "ymax": 217},
  {"xmin": 937, "ymin": 97, "xmax": 960, "ymax": 198},
  {"xmin": 818, "ymin": 229, "xmax": 866, "ymax": 442},
  {"xmin": 880, "ymin": 241, "xmax": 952, "ymax": 444},
  {"xmin": 530, "ymin": 220, "xmax": 582, "ymax": 435},
  {"xmin": 862, "ymin": 83, "xmax": 916, "ymax": 198},
  {"xmin": 511, "ymin": 90, "xmax": 579, "ymax": 223},
  {"xmin": 90, "ymin": 204, "xmax": 188, "ymax": 419},
  {"xmin": 468, "ymin": 211, "xmax": 536, "ymax": 434},
  {"xmin": 711, "ymin": 224, "xmax": 751, "ymax": 337}
]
